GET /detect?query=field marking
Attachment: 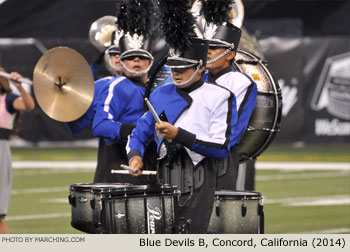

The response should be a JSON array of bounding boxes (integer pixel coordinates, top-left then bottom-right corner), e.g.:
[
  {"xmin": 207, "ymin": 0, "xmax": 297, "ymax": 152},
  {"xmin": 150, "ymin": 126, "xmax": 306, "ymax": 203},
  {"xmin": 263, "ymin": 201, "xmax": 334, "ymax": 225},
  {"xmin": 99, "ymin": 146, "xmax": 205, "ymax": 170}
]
[
  {"xmin": 41, "ymin": 198, "xmax": 69, "ymax": 204},
  {"xmin": 12, "ymin": 186, "xmax": 68, "ymax": 195},
  {"xmin": 256, "ymin": 162, "xmax": 350, "ymax": 171},
  {"xmin": 12, "ymin": 161, "xmax": 97, "ymax": 169},
  {"xmin": 6, "ymin": 212, "xmax": 70, "ymax": 221},
  {"xmin": 257, "ymin": 171, "xmax": 349, "ymax": 181},
  {"xmin": 13, "ymin": 169, "xmax": 93, "ymax": 176},
  {"xmin": 265, "ymin": 194, "xmax": 350, "ymax": 206},
  {"xmin": 297, "ymin": 228, "xmax": 350, "ymax": 234},
  {"xmin": 12, "ymin": 161, "xmax": 350, "ymax": 170}
]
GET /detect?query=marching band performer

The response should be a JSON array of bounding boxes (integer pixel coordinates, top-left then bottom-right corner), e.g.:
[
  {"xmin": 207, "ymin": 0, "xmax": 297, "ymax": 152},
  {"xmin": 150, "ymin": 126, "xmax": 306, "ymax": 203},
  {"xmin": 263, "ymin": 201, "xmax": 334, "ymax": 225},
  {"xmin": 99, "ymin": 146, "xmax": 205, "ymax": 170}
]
[
  {"xmin": 101, "ymin": 30, "xmax": 124, "ymax": 77},
  {"xmin": 91, "ymin": 0, "xmax": 157, "ymax": 184},
  {"xmin": 126, "ymin": 0, "xmax": 238, "ymax": 233},
  {"xmin": 0, "ymin": 67, "xmax": 35, "ymax": 233},
  {"xmin": 64, "ymin": 35, "xmax": 123, "ymax": 182},
  {"xmin": 200, "ymin": 0, "xmax": 258, "ymax": 190}
]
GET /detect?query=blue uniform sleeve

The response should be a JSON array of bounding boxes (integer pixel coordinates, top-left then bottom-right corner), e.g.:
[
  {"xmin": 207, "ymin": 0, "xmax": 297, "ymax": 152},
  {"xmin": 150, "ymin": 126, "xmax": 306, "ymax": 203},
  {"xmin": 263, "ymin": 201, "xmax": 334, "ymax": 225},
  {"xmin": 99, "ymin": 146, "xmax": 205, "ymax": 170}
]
[
  {"xmin": 126, "ymin": 111, "xmax": 155, "ymax": 161},
  {"xmin": 65, "ymin": 105, "xmax": 94, "ymax": 134},
  {"xmin": 234, "ymin": 82, "xmax": 257, "ymax": 142},
  {"xmin": 92, "ymin": 77, "xmax": 129, "ymax": 142}
]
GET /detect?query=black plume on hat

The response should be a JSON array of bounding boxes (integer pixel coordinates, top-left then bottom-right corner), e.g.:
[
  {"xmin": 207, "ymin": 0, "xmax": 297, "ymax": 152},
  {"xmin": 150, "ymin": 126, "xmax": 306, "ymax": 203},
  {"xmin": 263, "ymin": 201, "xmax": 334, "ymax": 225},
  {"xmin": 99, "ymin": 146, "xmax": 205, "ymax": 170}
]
[
  {"xmin": 158, "ymin": 0, "xmax": 196, "ymax": 54},
  {"xmin": 116, "ymin": 0, "xmax": 156, "ymax": 60},
  {"xmin": 200, "ymin": 0, "xmax": 241, "ymax": 51},
  {"xmin": 200, "ymin": 0, "xmax": 233, "ymax": 25},
  {"xmin": 116, "ymin": 0, "xmax": 155, "ymax": 37}
]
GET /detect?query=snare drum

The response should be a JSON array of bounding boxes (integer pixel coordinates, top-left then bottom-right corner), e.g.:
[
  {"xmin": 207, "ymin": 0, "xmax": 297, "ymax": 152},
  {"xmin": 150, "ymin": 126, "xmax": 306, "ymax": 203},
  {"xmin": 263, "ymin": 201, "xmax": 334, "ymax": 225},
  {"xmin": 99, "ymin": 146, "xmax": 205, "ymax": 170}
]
[
  {"xmin": 68, "ymin": 183, "xmax": 131, "ymax": 233},
  {"xmin": 207, "ymin": 191, "xmax": 264, "ymax": 234},
  {"xmin": 101, "ymin": 184, "xmax": 179, "ymax": 234}
]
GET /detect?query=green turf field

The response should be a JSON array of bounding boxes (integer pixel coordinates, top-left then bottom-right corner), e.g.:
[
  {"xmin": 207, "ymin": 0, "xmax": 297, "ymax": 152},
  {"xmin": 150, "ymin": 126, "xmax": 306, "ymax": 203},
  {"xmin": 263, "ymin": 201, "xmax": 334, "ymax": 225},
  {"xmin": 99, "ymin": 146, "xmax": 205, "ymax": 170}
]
[{"xmin": 6, "ymin": 145, "xmax": 350, "ymax": 234}]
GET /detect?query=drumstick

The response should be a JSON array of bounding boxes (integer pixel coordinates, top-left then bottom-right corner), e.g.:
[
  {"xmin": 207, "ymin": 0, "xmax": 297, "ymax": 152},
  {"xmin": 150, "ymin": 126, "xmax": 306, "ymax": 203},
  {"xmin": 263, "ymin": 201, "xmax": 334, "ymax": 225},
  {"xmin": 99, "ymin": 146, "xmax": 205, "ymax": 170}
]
[
  {"xmin": 144, "ymin": 98, "xmax": 162, "ymax": 124},
  {"xmin": 120, "ymin": 164, "xmax": 137, "ymax": 173},
  {"xmin": 111, "ymin": 170, "xmax": 157, "ymax": 175},
  {"xmin": 0, "ymin": 71, "xmax": 33, "ymax": 85}
]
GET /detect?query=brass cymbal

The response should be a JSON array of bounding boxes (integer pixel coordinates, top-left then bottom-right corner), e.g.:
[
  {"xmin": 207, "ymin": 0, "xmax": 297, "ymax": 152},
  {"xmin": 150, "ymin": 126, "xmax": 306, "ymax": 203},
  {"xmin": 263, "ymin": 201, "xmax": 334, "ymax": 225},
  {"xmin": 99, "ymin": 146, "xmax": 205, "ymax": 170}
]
[{"xmin": 33, "ymin": 47, "xmax": 94, "ymax": 122}]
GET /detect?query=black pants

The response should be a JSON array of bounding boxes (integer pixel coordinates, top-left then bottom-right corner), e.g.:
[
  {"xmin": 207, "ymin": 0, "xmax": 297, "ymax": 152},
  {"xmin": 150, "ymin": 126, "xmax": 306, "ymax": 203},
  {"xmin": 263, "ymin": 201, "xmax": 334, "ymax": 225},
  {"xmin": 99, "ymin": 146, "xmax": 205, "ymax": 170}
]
[
  {"xmin": 215, "ymin": 146, "xmax": 239, "ymax": 191},
  {"xmin": 176, "ymin": 164, "xmax": 217, "ymax": 233},
  {"xmin": 236, "ymin": 160, "xmax": 256, "ymax": 191},
  {"xmin": 159, "ymin": 151, "xmax": 217, "ymax": 234},
  {"xmin": 93, "ymin": 140, "xmax": 156, "ymax": 184}
]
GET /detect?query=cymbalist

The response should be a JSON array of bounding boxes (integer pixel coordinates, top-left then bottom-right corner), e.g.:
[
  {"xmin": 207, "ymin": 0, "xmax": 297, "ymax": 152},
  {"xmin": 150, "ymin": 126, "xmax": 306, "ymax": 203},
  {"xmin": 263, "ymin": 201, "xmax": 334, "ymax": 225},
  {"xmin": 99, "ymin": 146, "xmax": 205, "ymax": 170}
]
[{"xmin": 33, "ymin": 47, "xmax": 94, "ymax": 122}]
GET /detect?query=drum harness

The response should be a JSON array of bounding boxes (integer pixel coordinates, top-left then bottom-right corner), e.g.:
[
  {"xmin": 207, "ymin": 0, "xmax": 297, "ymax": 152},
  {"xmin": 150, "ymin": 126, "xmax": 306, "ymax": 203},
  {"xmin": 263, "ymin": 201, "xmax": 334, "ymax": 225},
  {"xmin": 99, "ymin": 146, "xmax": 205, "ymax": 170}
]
[{"xmin": 157, "ymin": 143, "xmax": 205, "ymax": 207}]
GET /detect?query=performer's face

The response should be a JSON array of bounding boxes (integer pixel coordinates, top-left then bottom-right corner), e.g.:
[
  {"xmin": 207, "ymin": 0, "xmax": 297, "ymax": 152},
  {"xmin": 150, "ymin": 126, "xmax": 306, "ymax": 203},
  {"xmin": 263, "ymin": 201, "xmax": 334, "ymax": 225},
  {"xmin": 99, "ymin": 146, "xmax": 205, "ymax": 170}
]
[
  {"xmin": 206, "ymin": 47, "xmax": 235, "ymax": 75},
  {"xmin": 109, "ymin": 53, "xmax": 122, "ymax": 75},
  {"xmin": 171, "ymin": 66, "xmax": 203, "ymax": 88},
  {"xmin": 122, "ymin": 56, "xmax": 150, "ymax": 82}
]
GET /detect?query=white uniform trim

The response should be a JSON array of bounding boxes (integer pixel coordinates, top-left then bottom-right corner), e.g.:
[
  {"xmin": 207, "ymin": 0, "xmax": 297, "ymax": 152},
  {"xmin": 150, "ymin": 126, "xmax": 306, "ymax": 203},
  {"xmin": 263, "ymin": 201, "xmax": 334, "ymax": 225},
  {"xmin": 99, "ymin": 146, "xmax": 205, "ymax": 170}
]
[
  {"xmin": 216, "ymin": 71, "xmax": 251, "ymax": 111},
  {"xmin": 174, "ymin": 82, "xmax": 231, "ymax": 164},
  {"xmin": 103, "ymin": 77, "xmax": 126, "ymax": 120}
]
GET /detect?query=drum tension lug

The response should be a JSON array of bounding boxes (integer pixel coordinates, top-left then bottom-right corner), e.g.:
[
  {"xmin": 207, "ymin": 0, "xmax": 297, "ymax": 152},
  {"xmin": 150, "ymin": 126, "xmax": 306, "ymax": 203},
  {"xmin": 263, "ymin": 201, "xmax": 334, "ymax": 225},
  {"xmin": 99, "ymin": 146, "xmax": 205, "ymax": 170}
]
[
  {"xmin": 215, "ymin": 198, "xmax": 221, "ymax": 217},
  {"xmin": 90, "ymin": 198, "xmax": 96, "ymax": 209},
  {"xmin": 68, "ymin": 195, "xmax": 76, "ymax": 207},
  {"xmin": 241, "ymin": 202, "xmax": 247, "ymax": 217}
]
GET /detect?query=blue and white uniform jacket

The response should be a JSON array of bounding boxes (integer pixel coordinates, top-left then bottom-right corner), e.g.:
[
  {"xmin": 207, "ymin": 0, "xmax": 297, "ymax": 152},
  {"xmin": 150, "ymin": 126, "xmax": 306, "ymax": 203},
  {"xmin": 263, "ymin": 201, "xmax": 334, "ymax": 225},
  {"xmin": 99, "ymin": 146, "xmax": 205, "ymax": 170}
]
[
  {"xmin": 126, "ymin": 79, "xmax": 238, "ymax": 165},
  {"xmin": 92, "ymin": 75, "xmax": 146, "ymax": 143},
  {"xmin": 65, "ymin": 76, "xmax": 113, "ymax": 134},
  {"xmin": 204, "ymin": 67, "xmax": 257, "ymax": 143}
]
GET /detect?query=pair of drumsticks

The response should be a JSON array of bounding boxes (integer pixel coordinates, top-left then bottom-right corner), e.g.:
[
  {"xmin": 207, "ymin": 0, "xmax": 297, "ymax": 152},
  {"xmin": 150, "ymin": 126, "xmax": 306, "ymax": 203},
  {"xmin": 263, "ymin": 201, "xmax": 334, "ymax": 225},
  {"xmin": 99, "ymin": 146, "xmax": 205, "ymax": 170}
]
[{"xmin": 111, "ymin": 98, "xmax": 160, "ymax": 176}]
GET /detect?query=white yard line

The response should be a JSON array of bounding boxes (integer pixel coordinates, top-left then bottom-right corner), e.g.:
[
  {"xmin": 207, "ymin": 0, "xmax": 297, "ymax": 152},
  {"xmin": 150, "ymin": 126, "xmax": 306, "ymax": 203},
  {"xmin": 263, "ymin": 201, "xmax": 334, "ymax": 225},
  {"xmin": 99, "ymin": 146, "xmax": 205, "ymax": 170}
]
[
  {"xmin": 12, "ymin": 161, "xmax": 96, "ymax": 169},
  {"xmin": 11, "ymin": 186, "xmax": 68, "ymax": 195},
  {"xmin": 256, "ymin": 162, "xmax": 350, "ymax": 171},
  {"xmin": 13, "ymin": 169, "xmax": 93, "ymax": 176},
  {"xmin": 264, "ymin": 194, "xmax": 350, "ymax": 206},
  {"xmin": 297, "ymin": 228, "xmax": 350, "ymax": 234},
  {"xmin": 6, "ymin": 213, "xmax": 70, "ymax": 221},
  {"xmin": 257, "ymin": 171, "xmax": 349, "ymax": 181},
  {"xmin": 12, "ymin": 161, "xmax": 350, "ymax": 170}
]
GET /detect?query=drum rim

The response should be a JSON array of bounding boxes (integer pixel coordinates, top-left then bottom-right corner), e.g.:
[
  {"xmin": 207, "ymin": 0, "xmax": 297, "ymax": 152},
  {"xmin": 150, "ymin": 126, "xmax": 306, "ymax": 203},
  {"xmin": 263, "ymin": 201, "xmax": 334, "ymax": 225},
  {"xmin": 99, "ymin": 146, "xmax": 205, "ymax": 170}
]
[
  {"xmin": 214, "ymin": 190, "xmax": 262, "ymax": 198},
  {"xmin": 99, "ymin": 183, "xmax": 178, "ymax": 196},
  {"xmin": 69, "ymin": 183, "xmax": 133, "ymax": 192}
]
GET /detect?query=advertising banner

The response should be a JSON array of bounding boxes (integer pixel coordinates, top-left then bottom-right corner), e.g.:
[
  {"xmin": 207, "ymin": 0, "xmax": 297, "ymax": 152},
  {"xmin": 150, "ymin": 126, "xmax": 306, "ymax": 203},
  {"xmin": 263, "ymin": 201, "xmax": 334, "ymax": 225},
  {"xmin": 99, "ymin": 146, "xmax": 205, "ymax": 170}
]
[{"xmin": 304, "ymin": 37, "xmax": 350, "ymax": 144}]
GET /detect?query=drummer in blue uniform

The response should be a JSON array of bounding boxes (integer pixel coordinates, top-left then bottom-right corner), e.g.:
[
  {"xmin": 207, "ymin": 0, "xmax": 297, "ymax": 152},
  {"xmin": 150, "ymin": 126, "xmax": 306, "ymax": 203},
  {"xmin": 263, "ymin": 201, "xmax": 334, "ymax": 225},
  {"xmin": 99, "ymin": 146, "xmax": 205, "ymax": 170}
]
[
  {"xmin": 125, "ymin": 0, "xmax": 238, "ymax": 233},
  {"xmin": 200, "ymin": 0, "xmax": 258, "ymax": 190},
  {"xmin": 91, "ymin": 0, "xmax": 157, "ymax": 184},
  {"xmin": 65, "ymin": 30, "xmax": 126, "ymax": 182},
  {"xmin": 67, "ymin": 1, "xmax": 156, "ymax": 184}
]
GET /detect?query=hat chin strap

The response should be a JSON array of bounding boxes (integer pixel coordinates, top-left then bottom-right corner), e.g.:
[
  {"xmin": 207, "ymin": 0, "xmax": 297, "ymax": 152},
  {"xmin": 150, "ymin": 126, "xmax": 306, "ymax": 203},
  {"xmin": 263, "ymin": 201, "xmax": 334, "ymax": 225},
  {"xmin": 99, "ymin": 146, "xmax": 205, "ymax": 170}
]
[
  {"xmin": 120, "ymin": 60, "xmax": 153, "ymax": 74},
  {"xmin": 207, "ymin": 47, "xmax": 233, "ymax": 64},
  {"xmin": 172, "ymin": 64, "xmax": 201, "ymax": 87},
  {"xmin": 107, "ymin": 56, "xmax": 123, "ymax": 70}
]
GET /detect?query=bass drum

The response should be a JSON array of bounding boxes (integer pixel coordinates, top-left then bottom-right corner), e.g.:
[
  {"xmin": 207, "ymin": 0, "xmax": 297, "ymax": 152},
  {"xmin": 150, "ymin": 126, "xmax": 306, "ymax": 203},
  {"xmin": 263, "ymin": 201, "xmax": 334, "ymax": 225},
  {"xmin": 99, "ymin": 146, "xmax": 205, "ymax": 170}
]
[{"xmin": 233, "ymin": 50, "xmax": 282, "ymax": 163}]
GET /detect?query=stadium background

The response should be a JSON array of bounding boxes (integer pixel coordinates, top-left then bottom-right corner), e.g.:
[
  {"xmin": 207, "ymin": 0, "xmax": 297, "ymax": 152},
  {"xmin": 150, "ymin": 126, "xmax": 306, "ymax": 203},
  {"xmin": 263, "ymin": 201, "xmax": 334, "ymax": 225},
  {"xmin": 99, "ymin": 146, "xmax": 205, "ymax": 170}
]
[{"xmin": 0, "ymin": 0, "xmax": 349, "ymax": 234}]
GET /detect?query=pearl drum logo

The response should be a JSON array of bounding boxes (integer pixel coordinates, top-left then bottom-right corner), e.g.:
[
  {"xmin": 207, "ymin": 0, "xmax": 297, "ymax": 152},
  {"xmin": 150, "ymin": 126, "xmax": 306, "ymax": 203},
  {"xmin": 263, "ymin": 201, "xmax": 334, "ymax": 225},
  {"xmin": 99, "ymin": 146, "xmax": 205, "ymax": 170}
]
[{"xmin": 146, "ymin": 203, "xmax": 162, "ymax": 234}]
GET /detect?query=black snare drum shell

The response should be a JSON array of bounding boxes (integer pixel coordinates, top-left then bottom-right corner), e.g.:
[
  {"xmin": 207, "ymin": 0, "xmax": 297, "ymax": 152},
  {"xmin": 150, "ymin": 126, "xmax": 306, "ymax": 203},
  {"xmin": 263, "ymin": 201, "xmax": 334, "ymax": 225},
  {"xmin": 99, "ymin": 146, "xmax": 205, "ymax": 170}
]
[
  {"xmin": 69, "ymin": 183, "xmax": 132, "ymax": 233},
  {"xmin": 69, "ymin": 184, "xmax": 102, "ymax": 234},
  {"xmin": 101, "ymin": 184, "xmax": 178, "ymax": 234}
]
